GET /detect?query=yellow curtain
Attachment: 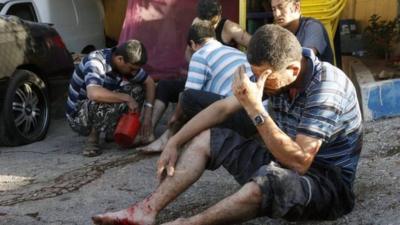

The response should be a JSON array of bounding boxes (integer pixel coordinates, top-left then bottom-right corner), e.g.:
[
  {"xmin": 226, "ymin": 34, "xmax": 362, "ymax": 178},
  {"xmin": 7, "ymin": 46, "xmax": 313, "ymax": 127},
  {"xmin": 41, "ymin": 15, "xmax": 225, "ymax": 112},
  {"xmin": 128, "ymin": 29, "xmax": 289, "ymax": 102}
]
[{"xmin": 102, "ymin": 0, "xmax": 128, "ymax": 41}]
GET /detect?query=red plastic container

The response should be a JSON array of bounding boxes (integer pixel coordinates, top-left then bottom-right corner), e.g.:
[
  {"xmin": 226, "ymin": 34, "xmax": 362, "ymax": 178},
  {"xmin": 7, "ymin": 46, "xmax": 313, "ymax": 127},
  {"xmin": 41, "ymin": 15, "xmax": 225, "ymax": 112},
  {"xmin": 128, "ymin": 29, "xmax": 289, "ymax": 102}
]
[{"xmin": 114, "ymin": 112, "xmax": 141, "ymax": 148}]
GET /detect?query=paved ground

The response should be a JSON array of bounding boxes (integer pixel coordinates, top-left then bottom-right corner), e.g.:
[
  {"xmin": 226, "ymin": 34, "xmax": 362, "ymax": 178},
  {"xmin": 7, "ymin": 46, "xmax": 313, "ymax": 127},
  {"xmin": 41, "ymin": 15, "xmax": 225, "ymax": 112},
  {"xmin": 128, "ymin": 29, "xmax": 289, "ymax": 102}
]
[{"xmin": 0, "ymin": 109, "xmax": 399, "ymax": 225}]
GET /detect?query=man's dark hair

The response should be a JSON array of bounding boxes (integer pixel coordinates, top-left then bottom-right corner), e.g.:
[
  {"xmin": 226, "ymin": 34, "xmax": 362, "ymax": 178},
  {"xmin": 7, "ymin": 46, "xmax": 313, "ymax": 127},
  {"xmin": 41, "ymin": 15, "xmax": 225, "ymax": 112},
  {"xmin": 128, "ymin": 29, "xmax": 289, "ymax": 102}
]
[
  {"xmin": 187, "ymin": 20, "xmax": 216, "ymax": 45},
  {"xmin": 247, "ymin": 24, "xmax": 302, "ymax": 71},
  {"xmin": 197, "ymin": 0, "xmax": 222, "ymax": 20},
  {"xmin": 267, "ymin": 0, "xmax": 300, "ymax": 5},
  {"xmin": 114, "ymin": 39, "xmax": 147, "ymax": 66}
]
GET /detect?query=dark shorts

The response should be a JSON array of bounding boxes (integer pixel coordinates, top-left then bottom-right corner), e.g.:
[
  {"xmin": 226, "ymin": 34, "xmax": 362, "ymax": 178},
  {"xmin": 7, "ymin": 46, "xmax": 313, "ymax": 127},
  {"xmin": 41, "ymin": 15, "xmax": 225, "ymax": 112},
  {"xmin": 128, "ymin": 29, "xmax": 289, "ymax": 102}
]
[
  {"xmin": 207, "ymin": 128, "xmax": 355, "ymax": 221},
  {"xmin": 155, "ymin": 79, "xmax": 185, "ymax": 105},
  {"xmin": 181, "ymin": 89, "xmax": 257, "ymax": 137},
  {"xmin": 67, "ymin": 83, "xmax": 144, "ymax": 136}
]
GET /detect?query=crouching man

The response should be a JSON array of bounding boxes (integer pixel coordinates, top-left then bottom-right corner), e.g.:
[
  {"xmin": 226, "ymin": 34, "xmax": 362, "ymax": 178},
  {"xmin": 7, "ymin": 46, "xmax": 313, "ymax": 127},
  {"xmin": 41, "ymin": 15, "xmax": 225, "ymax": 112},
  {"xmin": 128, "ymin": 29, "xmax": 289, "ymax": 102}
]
[
  {"xmin": 66, "ymin": 40, "xmax": 155, "ymax": 157},
  {"xmin": 92, "ymin": 25, "xmax": 362, "ymax": 225}
]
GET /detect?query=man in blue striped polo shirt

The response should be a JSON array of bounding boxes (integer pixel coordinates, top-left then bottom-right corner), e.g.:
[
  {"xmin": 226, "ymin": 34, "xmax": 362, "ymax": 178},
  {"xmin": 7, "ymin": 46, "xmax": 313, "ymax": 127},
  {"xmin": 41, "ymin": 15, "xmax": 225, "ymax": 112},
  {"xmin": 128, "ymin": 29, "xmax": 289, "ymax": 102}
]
[
  {"xmin": 66, "ymin": 40, "xmax": 155, "ymax": 157},
  {"xmin": 138, "ymin": 20, "xmax": 253, "ymax": 153},
  {"xmin": 92, "ymin": 25, "xmax": 362, "ymax": 225}
]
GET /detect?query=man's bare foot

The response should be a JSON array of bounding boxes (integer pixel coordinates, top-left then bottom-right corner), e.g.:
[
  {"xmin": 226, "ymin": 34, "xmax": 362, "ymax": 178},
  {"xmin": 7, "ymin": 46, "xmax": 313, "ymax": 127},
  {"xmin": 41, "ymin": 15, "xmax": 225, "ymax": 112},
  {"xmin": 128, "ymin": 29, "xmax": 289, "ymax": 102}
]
[
  {"xmin": 92, "ymin": 204, "xmax": 156, "ymax": 225},
  {"xmin": 136, "ymin": 131, "xmax": 169, "ymax": 153},
  {"xmin": 139, "ymin": 133, "xmax": 155, "ymax": 146}
]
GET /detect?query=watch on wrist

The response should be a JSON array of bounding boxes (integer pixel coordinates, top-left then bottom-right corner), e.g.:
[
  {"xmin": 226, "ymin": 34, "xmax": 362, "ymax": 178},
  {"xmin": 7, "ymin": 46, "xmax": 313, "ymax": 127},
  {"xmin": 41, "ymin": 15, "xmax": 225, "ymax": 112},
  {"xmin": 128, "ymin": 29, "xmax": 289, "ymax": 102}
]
[
  {"xmin": 144, "ymin": 101, "xmax": 153, "ymax": 108},
  {"xmin": 252, "ymin": 112, "xmax": 268, "ymax": 126}
]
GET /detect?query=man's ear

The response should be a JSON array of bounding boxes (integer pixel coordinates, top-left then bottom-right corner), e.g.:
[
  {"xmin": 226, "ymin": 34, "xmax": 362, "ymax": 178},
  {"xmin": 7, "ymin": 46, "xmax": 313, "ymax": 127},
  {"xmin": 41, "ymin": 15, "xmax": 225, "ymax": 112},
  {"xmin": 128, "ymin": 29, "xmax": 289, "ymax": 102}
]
[
  {"xmin": 115, "ymin": 55, "xmax": 124, "ymax": 64},
  {"xmin": 294, "ymin": 1, "xmax": 301, "ymax": 13},
  {"xmin": 288, "ymin": 61, "xmax": 301, "ymax": 78},
  {"xmin": 189, "ymin": 40, "xmax": 197, "ymax": 51}
]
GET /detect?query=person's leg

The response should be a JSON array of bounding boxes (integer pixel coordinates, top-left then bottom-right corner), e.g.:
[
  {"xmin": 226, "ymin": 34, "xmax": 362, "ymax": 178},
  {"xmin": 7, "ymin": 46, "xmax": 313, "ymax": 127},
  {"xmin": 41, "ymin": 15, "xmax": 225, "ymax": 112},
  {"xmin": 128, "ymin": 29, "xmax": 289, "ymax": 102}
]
[
  {"xmin": 161, "ymin": 182, "xmax": 262, "ymax": 225},
  {"xmin": 83, "ymin": 128, "xmax": 101, "ymax": 157},
  {"xmin": 67, "ymin": 100, "xmax": 102, "ymax": 157},
  {"xmin": 92, "ymin": 130, "xmax": 212, "ymax": 225},
  {"xmin": 160, "ymin": 128, "xmax": 273, "ymax": 225},
  {"xmin": 152, "ymin": 80, "xmax": 185, "ymax": 130},
  {"xmin": 136, "ymin": 129, "xmax": 171, "ymax": 153},
  {"xmin": 151, "ymin": 99, "xmax": 166, "ymax": 132},
  {"xmin": 137, "ymin": 80, "xmax": 185, "ymax": 144}
]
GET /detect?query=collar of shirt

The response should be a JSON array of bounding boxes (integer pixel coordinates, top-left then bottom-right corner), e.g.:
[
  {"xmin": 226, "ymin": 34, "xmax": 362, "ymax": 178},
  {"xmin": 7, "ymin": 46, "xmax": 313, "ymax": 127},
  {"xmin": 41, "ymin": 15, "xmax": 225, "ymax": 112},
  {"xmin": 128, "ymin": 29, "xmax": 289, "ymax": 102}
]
[
  {"xmin": 203, "ymin": 39, "xmax": 223, "ymax": 48},
  {"xmin": 288, "ymin": 48, "xmax": 321, "ymax": 100}
]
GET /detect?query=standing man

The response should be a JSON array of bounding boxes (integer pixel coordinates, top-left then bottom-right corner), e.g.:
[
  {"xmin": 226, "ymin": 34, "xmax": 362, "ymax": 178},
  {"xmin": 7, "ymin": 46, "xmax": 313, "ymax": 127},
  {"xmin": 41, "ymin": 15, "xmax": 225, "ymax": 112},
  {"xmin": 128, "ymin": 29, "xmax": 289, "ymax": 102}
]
[
  {"xmin": 66, "ymin": 40, "xmax": 155, "ymax": 157},
  {"xmin": 270, "ymin": 0, "xmax": 334, "ymax": 64},
  {"xmin": 92, "ymin": 25, "xmax": 362, "ymax": 225}
]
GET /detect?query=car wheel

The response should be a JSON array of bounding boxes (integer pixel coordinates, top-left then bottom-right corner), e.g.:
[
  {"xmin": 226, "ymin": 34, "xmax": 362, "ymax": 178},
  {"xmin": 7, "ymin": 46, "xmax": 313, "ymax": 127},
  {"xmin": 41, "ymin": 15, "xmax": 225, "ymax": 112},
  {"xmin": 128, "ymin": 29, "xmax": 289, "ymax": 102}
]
[{"xmin": 0, "ymin": 70, "xmax": 50, "ymax": 146}]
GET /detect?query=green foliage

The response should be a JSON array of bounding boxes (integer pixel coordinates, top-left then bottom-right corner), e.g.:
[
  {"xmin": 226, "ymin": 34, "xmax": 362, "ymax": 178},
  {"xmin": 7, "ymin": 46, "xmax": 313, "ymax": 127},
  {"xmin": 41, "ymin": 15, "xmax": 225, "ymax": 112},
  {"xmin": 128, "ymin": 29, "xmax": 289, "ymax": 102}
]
[{"xmin": 364, "ymin": 14, "xmax": 400, "ymax": 60}]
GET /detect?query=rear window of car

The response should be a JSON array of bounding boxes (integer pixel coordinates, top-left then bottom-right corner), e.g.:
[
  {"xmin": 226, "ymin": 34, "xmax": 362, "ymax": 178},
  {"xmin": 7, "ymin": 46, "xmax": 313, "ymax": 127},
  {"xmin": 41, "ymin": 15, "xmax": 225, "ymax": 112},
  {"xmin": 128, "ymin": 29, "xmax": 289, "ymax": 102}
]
[{"xmin": 0, "ymin": 4, "xmax": 4, "ymax": 11}]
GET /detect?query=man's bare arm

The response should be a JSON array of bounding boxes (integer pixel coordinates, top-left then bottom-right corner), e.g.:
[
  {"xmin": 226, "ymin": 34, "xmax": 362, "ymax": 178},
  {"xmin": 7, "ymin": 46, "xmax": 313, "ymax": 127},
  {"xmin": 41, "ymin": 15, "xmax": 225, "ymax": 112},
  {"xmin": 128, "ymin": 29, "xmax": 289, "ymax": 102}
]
[
  {"xmin": 224, "ymin": 20, "xmax": 252, "ymax": 47},
  {"xmin": 233, "ymin": 66, "xmax": 322, "ymax": 174},
  {"xmin": 87, "ymin": 85, "xmax": 132, "ymax": 104}
]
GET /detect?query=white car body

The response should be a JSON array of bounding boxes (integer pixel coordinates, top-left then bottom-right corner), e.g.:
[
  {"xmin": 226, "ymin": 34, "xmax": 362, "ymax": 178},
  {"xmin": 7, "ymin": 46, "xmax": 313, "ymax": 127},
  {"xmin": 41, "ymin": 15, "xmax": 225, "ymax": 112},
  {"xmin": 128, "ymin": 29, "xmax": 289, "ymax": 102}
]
[{"xmin": 0, "ymin": 0, "xmax": 105, "ymax": 53}]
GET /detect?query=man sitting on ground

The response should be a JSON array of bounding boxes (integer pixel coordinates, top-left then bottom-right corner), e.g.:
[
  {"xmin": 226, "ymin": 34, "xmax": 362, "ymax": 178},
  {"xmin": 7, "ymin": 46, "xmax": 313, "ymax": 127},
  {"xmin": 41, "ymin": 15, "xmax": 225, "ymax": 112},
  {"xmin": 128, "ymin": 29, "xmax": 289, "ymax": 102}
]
[
  {"xmin": 138, "ymin": 20, "xmax": 253, "ymax": 153},
  {"xmin": 143, "ymin": 0, "xmax": 252, "ymax": 146},
  {"xmin": 92, "ymin": 24, "xmax": 362, "ymax": 225}
]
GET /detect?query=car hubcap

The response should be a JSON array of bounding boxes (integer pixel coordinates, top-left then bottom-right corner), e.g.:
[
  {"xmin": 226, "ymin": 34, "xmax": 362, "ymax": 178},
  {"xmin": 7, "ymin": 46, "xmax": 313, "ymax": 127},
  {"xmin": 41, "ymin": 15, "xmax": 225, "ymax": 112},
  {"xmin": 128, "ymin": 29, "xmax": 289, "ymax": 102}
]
[{"xmin": 12, "ymin": 82, "xmax": 47, "ymax": 136}]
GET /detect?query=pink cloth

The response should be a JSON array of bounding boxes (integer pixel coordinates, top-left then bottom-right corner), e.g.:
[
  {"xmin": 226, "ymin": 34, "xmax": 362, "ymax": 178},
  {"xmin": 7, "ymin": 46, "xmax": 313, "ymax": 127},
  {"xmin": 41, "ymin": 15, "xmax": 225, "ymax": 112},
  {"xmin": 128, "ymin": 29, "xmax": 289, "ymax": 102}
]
[{"xmin": 119, "ymin": 0, "xmax": 197, "ymax": 80}]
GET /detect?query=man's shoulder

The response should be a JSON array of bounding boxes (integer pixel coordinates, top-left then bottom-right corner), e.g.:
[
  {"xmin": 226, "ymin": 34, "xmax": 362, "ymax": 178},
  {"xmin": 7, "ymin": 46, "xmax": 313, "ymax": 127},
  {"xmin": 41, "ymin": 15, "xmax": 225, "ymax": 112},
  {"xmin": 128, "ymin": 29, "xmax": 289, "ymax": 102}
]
[
  {"xmin": 308, "ymin": 63, "xmax": 352, "ymax": 96},
  {"xmin": 198, "ymin": 42, "xmax": 245, "ymax": 60},
  {"xmin": 300, "ymin": 17, "xmax": 324, "ymax": 26}
]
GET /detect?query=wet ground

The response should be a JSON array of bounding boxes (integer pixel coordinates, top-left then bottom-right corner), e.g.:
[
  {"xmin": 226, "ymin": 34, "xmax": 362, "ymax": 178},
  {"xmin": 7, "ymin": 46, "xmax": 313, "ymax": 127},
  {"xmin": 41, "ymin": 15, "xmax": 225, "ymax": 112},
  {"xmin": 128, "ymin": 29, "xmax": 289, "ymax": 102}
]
[{"xmin": 0, "ymin": 111, "xmax": 399, "ymax": 225}]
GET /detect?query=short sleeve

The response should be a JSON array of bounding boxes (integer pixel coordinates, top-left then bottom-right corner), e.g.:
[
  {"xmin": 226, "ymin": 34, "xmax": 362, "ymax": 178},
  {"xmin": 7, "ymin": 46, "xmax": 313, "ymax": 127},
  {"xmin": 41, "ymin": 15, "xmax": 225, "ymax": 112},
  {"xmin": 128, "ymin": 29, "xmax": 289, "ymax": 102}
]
[
  {"xmin": 129, "ymin": 68, "xmax": 148, "ymax": 84},
  {"xmin": 300, "ymin": 20, "xmax": 328, "ymax": 57},
  {"xmin": 83, "ymin": 58, "xmax": 106, "ymax": 87},
  {"xmin": 185, "ymin": 54, "xmax": 210, "ymax": 90}
]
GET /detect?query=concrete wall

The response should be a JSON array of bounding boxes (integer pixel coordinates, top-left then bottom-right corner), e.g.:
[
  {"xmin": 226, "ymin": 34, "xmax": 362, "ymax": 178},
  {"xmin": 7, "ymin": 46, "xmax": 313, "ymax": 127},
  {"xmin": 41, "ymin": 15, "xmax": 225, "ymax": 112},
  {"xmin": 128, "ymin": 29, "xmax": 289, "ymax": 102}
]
[
  {"xmin": 341, "ymin": 0, "xmax": 398, "ymax": 31},
  {"xmin": 349, "ymin": 57, "xmax": 400, "ymax": 121}
]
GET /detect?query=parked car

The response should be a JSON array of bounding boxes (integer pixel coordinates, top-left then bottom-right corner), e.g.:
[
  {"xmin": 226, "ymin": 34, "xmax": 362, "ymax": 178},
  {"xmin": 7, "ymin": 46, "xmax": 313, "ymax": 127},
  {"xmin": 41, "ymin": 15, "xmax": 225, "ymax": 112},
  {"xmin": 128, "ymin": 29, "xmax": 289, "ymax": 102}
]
[
  {"xmin": 0, "ymin": 0, "xmax": 105, "ymax": 53},
  {"xmin": 0, "ymin": 15, "xmax": 74, "ymax": 146}
]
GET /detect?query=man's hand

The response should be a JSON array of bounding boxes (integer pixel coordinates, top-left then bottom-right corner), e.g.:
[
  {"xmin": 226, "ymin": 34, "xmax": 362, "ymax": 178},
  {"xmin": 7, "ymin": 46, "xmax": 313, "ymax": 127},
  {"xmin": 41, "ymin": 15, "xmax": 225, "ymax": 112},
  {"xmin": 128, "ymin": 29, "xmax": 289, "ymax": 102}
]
[
  {"xmin": 126, "ymin": 96, "xmax": 139, "ymax": 112},
  {"xmin": 232, "ymin": 65, "xmax": 269, "ymax": 112},
  {"xmin": 157, "ymin": 141, "xmax": 179, "ymax": 182}
]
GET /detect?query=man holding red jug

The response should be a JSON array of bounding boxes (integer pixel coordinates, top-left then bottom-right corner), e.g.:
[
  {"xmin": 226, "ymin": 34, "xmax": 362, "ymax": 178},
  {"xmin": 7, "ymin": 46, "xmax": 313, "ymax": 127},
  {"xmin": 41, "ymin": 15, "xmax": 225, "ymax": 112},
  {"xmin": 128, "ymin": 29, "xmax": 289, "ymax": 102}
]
[{"xmin": 66, "ymin": 39, "xmax": 155, "ymax": 157}]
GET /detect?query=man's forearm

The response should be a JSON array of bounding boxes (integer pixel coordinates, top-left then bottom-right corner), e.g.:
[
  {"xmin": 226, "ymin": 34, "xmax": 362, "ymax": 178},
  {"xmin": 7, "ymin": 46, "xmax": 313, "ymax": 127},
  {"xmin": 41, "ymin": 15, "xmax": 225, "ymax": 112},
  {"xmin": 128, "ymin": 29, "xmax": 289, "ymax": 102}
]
[
  {"xmin": 87, "ymin": 86, "xmax": 130, "ymax": 103},
  {"xmin": 248, "ymin": 108, "xmax": 312, "ymax": 174}
]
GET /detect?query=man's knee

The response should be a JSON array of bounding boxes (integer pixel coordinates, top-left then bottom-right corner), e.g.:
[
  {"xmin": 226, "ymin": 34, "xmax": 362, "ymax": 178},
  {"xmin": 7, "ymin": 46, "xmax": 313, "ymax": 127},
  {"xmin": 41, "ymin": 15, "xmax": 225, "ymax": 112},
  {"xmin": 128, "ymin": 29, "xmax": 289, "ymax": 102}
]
[
  {"xmin": 181, "ymin": 89, "xmax": 222, "ymax": 118},
  {"xmin": 185, "ymin": 129, "xmax": 211, "ymax": 157},
  {"xmin": 238, "ymin": 182, "xmax": 263, "ymax": 205}
]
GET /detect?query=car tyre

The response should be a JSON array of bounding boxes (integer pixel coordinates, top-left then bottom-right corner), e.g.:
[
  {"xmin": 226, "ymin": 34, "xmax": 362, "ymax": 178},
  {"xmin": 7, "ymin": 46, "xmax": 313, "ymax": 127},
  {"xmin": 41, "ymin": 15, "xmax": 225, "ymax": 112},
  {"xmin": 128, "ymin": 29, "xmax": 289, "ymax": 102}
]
[{"xmin": 0, "ymin": 70, "xmax": 50, "ymax": 146}]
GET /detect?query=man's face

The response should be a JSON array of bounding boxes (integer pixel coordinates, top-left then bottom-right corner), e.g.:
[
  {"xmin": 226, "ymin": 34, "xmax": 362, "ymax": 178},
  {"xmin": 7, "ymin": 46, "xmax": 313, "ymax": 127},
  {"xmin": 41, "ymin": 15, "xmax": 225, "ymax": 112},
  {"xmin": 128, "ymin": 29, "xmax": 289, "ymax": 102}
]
[
  {"xmin": 251, "ymin": 64, "xmax": 297, "ymax": 96},
  {"xmin": 114, "ymin": 56, "xmax": 141, "ymax": 76},
  {"xmin": 270, "ymin": 0, "xmax": 300, "ymax": 27}
]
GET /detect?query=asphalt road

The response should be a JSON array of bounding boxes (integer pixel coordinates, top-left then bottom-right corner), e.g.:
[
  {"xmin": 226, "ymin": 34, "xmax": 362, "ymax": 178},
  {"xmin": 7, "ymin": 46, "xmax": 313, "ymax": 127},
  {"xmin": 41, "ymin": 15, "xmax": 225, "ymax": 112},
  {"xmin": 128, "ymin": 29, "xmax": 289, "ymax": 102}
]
[{"xmin": 0, "ymin": 108, "xmax": 399, "ymax": 225}]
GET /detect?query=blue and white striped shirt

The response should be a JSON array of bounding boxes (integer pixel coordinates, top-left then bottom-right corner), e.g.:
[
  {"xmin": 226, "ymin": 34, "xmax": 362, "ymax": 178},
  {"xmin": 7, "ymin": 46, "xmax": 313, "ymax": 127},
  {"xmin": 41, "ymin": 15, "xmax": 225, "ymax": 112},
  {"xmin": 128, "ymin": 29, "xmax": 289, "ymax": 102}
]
[
  {"xmin": 66, "ymin": 48, "xmax": 148, "ymax": 116},
  {"xmin": 269, "ymin": 48, "xmax": 362, "ymax": 186},
  {"xmin": 185, "ymin": 40, "xmax": 253, "ymax": 96}
]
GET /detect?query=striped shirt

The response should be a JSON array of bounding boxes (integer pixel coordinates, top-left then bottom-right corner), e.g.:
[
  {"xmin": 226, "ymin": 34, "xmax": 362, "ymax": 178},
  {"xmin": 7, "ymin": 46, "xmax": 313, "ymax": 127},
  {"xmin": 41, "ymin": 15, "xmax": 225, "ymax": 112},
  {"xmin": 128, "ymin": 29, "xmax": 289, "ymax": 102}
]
[
  {"xmin": 269, "ymin": 48, "xmax": 362, "ymax": 186},
  {"xmin": 185, "ymin": 39, "xmax": 253, "ymax": 96},
  {"xmin": 66, "ymin": 48, "xmax": 148, "ymax": 116}
]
